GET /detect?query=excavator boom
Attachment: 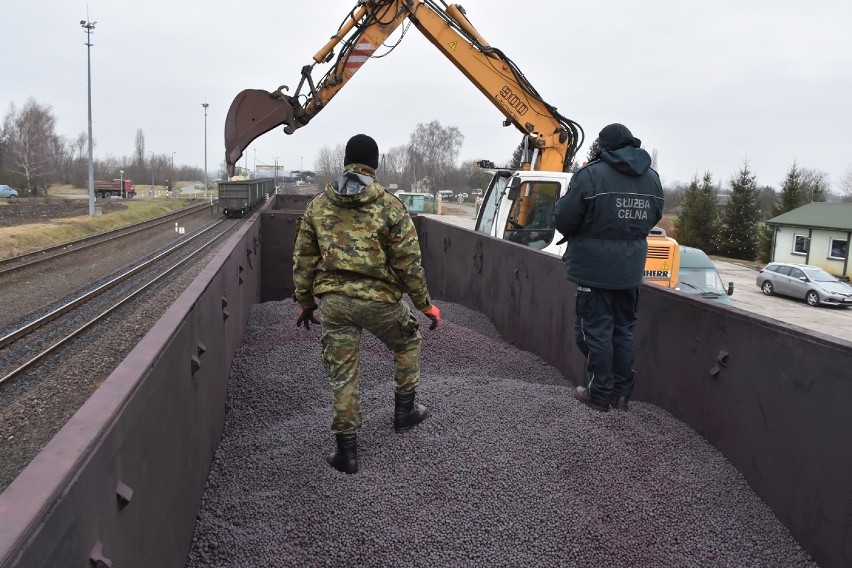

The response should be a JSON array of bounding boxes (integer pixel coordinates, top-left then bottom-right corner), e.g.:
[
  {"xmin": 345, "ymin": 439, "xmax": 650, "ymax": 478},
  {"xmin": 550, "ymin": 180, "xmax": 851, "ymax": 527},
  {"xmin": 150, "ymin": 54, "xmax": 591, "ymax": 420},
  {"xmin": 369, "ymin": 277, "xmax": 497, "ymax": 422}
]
[{"xmin": 224, "ymin": 0, "xmax": 582, "ymax": 175}]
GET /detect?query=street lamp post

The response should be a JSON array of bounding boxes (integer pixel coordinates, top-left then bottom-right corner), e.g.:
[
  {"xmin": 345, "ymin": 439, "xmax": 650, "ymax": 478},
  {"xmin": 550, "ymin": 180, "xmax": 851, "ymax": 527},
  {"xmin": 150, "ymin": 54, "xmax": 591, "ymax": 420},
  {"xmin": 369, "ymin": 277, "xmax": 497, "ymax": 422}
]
[
  {"xmin": 202, "ymin": 102, "xmax": 209, "ymax": 198},
  {"xmin": 120, "ymin": 169, "xmax": 124, "ymax": 199},
  {"xmin": 171, "ymin": 152, "xmax": 176, "ymax": 192},
  {"xmin": 80, "ymin": 16, "xmax": 97, "ymax": 216},
  {"xmin": 275, "ymin": 157, "xmax": 279, "ymax": 189}
]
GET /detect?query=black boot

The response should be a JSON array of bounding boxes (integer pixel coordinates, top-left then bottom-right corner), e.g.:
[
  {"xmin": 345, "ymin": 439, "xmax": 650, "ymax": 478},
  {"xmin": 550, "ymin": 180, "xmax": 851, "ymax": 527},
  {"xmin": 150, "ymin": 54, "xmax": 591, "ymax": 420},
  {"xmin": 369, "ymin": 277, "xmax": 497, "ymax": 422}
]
[
  {"xmin": 394, "ymin": 389, "xmax": 428, "ymax": 433},
  {"xmin": 326, "ymin": 433, "xmax": 358, "ymax": 474}
]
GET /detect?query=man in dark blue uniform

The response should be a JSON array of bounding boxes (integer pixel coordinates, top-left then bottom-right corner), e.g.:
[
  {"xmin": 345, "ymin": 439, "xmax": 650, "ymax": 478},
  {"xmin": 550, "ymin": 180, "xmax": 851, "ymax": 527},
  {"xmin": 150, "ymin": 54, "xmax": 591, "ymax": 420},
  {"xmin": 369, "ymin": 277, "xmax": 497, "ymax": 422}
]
[{"xmin": 554, "ymin": 123, "xmax": 664, "ymax": 412}]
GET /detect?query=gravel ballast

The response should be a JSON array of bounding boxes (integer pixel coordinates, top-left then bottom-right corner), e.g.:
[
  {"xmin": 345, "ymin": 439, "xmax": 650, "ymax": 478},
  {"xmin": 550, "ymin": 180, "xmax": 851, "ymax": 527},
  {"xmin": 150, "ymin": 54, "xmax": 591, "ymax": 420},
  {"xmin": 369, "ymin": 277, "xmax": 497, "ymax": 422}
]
[{"xmin": 186, "ymin": 300, "xmax": 816, "ymax": 567}]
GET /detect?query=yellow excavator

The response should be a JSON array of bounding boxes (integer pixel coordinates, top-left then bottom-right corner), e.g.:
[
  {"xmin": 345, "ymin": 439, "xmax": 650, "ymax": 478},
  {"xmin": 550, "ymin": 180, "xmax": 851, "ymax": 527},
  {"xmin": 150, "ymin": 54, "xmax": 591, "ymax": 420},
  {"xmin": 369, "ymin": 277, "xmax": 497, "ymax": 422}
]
[
  {"xmin": 224, "ymin": 0, "xmax": 583, "ymax": 178},
  {"xmin": 223, "ymin": 0, "xmax": 678, "ymax": 285}
]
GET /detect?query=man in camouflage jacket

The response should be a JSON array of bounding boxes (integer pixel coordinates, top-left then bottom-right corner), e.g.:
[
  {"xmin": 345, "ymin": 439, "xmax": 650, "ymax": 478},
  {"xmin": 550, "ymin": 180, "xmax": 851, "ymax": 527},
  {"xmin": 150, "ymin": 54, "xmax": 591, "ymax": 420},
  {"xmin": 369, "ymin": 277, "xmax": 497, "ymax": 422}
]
[{"xmin": 293, "ymin": 134, "xmax": 441, "ymax": 474}]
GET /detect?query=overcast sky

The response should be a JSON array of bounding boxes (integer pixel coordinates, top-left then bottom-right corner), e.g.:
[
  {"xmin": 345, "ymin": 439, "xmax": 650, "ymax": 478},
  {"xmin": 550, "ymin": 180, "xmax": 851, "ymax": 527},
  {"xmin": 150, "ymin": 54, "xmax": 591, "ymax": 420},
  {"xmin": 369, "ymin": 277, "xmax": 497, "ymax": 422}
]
[{"xmin": 5, "ymin": 1, "xmax": 852, "ymax": 189}]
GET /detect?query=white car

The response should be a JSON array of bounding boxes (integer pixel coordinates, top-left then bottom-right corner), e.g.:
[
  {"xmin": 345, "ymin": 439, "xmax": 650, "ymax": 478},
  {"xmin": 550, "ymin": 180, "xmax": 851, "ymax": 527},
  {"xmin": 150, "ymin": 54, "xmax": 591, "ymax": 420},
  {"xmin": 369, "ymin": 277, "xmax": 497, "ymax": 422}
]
[{"xmin": 0, "ymin": 184, "xmax": 19, "ymax": 198}]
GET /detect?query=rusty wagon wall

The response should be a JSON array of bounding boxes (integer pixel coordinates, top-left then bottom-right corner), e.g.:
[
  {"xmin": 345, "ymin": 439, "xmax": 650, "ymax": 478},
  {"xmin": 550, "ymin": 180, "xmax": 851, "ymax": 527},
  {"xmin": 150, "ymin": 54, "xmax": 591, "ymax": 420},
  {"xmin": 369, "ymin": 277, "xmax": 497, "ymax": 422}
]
[
  {"xmin": 1, "ymin": 196, "xmax": 851, "ymax": 567},
  {"xmin": 0, "ymin": 203, "xmax": 267, "ymax": 568}
]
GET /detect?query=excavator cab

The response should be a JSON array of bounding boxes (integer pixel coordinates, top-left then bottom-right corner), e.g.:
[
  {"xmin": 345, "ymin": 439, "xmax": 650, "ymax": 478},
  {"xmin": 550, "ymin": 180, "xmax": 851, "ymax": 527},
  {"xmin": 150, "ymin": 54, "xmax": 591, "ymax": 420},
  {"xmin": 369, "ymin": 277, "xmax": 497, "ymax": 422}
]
[{"xmin": 503, "ymin": 181, "xmax": 559, "ymax": 250}]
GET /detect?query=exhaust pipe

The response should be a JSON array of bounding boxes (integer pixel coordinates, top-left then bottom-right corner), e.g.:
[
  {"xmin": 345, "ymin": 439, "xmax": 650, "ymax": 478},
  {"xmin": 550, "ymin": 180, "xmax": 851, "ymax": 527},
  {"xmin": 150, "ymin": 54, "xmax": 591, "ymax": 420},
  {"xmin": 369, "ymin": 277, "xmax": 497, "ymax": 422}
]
[{"xmin": 224, "ymin": 89, "xmax": 297, "ymax": 175}]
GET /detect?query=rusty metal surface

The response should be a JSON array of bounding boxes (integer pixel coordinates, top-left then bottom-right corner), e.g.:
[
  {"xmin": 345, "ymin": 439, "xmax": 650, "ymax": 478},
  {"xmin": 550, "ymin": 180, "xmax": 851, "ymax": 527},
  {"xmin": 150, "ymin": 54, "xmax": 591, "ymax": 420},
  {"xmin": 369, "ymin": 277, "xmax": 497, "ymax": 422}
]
[
  {"xmin": 414, "ymin": 217, "xmax": 852, "ymax": 567},
  {"xmin": 3, "ymin": 207, "xmax": 852, "ymax": 567},
  {"xmin": 260, "ymin": 193, "xmax": 317, "ymax": 302},
  {"xmin": 224, "ymin": 89, "xmax": 296, "ymax": 174},
  {"xmin": 0, "ymin": 210, "xmax": 265, "ymax": 567},
  {"xmin": 634, "ymin": 287, "xmax": 852, "ymax": 566}
]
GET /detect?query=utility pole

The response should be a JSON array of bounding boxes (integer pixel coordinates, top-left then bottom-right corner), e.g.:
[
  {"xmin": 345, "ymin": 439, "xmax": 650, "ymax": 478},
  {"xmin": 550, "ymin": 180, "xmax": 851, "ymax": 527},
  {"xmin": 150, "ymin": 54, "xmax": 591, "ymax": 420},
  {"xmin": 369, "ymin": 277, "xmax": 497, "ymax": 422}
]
[
  {"xmin": 202, "ymin": 102, "xmax": 209, "ymax": 198},
  {"xmin": 80, "ymin": 15, "xmax": 97, "ymax": 216}
]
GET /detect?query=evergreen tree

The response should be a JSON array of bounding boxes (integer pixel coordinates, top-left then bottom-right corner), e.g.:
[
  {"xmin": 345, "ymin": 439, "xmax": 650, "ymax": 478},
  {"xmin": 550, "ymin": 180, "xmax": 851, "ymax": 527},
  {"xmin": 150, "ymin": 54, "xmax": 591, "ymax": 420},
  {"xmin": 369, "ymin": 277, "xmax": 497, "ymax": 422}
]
[
  {"xmin": 772, "ymin": 161, "xmax": 807, "ymax": 216},
  {"xmin": 674, "ymin": 171, "xmax": 720, "ymax": 252},
  {"xmin": 719, "ymin": 161, "xmax": 760, "ymax": 260},
  {"xmin": 585, "ymin": 138, "xmax": 600, "ymax": 163}
]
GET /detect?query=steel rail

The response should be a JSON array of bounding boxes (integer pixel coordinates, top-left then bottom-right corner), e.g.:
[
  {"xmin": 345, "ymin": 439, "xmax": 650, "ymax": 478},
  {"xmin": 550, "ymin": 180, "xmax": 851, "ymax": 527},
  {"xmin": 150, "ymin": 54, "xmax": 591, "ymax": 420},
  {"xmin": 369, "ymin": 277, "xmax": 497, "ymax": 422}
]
[
  {"xmin": 0, "ymin": 219, "xmax": 237, "ymax": 388},
  {"xmin": 0, "ymin": 202, "xmax": 215, "ymax": 276},
  {"xmin": 0, "ymin": 218, "xmax": 226, "ymax": 350}
]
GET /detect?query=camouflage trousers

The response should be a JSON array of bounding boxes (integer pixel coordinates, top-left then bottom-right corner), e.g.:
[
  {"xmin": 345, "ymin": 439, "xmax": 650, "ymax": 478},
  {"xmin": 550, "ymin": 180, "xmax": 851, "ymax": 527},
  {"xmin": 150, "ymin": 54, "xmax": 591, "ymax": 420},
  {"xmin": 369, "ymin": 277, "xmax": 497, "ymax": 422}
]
[{"xmin": 319, "ymin": 294, "xmax": 422, "ymax": 435}]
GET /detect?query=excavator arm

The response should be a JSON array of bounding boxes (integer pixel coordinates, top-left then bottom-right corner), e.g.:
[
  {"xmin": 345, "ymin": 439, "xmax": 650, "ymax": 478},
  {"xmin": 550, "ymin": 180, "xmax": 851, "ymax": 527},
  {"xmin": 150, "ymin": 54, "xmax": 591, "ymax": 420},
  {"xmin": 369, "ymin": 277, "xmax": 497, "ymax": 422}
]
[{"xmin": 224, "ymin": 0, "xmax": 583, "ymax": 175}]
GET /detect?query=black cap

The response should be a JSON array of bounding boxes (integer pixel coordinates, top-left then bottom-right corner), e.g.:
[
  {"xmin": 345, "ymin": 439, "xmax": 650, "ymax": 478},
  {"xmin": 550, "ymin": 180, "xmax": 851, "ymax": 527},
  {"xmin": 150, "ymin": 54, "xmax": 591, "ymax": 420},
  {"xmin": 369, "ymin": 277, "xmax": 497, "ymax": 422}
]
[
  {"xmin": 598, "ymin": 123, "xmax": 641, "ymax": 151},
  {"xmin": 344, "ymin": 134, "xmax": 379, "ymax": 170}
]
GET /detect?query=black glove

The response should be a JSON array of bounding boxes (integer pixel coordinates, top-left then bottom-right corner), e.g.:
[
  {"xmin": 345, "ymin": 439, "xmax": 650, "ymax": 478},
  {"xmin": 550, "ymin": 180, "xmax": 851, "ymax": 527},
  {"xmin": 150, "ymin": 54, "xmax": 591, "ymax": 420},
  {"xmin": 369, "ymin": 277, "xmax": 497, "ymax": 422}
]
[{"xmin": 296, "ymin": 305, "xmax": 320, "ymax": 330}]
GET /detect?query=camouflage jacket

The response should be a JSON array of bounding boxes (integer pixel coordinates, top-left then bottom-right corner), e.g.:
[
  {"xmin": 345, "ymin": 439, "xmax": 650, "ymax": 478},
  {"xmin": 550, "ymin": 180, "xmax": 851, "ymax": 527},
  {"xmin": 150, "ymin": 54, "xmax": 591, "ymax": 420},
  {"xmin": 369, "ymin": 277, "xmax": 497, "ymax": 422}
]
[{"xmin": 292, "ymin": 163, "xmax": 432, "ymax": 311}]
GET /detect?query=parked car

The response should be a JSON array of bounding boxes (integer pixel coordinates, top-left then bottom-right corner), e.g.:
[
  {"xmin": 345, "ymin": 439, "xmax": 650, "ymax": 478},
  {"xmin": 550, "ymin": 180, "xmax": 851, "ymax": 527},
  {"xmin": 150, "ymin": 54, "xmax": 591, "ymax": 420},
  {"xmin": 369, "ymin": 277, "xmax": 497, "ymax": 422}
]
[
  {"xmin": 0, "ymin": 184, "xmax": 19, "ymax": 198},
  {"xmin": 756, "ymin": 262, "xmax": 852, "ymax": 307}
]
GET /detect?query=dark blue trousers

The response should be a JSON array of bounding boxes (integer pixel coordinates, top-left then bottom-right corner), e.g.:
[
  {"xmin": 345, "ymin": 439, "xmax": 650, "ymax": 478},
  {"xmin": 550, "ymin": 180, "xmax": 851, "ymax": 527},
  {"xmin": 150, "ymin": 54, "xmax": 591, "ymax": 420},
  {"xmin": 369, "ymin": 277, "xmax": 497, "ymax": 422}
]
[{"xmin": 574, "ymin": 286, "xmax": 640, "ymax": 407}]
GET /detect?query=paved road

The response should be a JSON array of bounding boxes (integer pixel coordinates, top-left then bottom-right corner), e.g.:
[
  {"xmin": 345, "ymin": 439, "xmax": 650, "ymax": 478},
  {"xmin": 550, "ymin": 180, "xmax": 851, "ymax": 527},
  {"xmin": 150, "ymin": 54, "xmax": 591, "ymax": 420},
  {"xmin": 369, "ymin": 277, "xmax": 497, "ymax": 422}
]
[
  {"xmin": 422, "ymin": 211, "xmax": 852, "ymax": 343},
  {"xmin": 715, "ymin": 260, "xmax": 852, "ymax": 341}
]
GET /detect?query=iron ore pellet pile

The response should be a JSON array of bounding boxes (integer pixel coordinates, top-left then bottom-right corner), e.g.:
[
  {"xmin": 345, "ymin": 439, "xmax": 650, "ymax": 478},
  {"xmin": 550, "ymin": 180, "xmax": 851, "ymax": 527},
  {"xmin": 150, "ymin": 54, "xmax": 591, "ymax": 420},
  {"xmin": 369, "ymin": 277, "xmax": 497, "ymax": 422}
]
[{"xmin": 186, "ymin": 300, "xmax": 816, "ymax": 567}]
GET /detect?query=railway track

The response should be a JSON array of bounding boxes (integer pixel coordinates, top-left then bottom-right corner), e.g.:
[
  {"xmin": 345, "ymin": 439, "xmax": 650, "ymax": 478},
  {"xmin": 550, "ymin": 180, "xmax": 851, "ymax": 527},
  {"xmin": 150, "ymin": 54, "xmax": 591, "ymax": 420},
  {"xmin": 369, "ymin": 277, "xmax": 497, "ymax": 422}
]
[
  {"xmin": 0, "ymin": 215, "xmax": 237, "ymax": 387},
  {"xmin": 0, "ymin": 214, "xmax": 243, "ymax": 491},
  {"xmin": 0, "ymin": 201, "xmax": 215, "ymax": 277},
  {"xmin": 0, "ymin": 217, "xmax": 236, "ymax": 387}
]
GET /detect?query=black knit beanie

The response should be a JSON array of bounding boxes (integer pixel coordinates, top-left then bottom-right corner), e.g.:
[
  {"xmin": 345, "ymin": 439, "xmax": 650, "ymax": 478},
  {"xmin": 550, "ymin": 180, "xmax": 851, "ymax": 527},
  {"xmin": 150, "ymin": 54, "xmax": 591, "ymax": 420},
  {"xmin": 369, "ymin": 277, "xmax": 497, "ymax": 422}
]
[
  {"xmin": 597, "ymin": 123, "xmax": 641, "ymax": 151},
  {"xmin": 344, "ymin": 134, "xmax": 379, "ymax": 169}
]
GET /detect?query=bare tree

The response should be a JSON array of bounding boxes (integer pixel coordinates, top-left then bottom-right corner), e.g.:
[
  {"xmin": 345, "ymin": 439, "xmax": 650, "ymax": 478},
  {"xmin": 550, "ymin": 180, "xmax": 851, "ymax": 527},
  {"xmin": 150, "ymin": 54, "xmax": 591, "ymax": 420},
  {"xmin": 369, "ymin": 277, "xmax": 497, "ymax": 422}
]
[
  {"xmin": 840, "ymin": 167, "xmax": 852, "ymax": 202},
  {"xmin": 2, "ymin": 98, "xmax": 59, "ymax": 195},
  {"xmin": 381, "ymin": 144, "xmax": 410, "ymax": 189},
  {"xmin": 314, "ymin": 144, "xmax": 345, "ymax": 186},
  {"xmin": 408, "ymin": 120, "xmax": 463, "ymax": 193},
  {"xmin": 134, "ymin": 129, "xmax": 146, "ymax": 173},
  {"xmin": 800, "ymin": 167, "xmax": 830, "ymax": 202},
  {"xmin": 52, "ymin": 135, "xmax": 73, "ymax": 185},
  {"xmin": 68, "ymin": 133, "xmax": 88, "ymax": 187}
]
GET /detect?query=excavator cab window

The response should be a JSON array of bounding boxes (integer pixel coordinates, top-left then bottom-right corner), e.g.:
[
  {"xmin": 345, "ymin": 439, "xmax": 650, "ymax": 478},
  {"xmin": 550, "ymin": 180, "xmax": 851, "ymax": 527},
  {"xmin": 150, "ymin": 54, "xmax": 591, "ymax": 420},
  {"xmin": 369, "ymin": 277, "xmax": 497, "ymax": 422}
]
[
  {"xmin": 474, "ymin": 171, "xmax": 512, "ymax": 235},
  {"xmin": 504, "ymin": 182, "xmax": 559, "ymax": 250},
  {"xmin": 507, "ymin": 177, "xmax": 521, "ymax": 201}
]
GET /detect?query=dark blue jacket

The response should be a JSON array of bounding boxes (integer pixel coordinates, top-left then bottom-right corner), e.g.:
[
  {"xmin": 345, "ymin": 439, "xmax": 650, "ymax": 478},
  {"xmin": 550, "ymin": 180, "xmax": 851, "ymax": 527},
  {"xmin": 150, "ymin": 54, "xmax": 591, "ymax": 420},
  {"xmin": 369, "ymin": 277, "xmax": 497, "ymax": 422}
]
[{"xmin": 553, "ymin": 146, "xmax": 664, "ymax": 289}]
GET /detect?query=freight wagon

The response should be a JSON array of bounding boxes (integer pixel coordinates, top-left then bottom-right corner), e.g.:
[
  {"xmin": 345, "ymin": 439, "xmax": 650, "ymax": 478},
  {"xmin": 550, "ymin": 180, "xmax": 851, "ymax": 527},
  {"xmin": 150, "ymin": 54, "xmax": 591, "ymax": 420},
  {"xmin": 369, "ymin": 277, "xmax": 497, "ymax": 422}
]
[
  {"xmin": 1, "ymin": 194, "xmax": 851, "ymax": 567},
  {"xmin": 217, "ymin": 177, "xmax": 274, "ymax": 217}
]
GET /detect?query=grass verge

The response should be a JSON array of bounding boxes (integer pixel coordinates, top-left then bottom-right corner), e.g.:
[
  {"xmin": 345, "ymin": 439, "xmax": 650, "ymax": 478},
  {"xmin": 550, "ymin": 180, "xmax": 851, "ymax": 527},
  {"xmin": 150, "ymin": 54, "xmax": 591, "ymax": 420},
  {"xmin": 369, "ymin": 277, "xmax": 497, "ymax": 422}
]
[{"xmin": 0, "ymin": 198, "xmax": 198, "ymax": 259}]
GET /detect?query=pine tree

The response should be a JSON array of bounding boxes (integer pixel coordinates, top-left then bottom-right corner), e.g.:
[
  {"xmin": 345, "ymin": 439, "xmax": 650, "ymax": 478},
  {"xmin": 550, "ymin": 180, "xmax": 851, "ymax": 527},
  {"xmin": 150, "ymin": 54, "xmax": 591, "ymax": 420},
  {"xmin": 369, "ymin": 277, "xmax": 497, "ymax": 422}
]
[
  {"xmin": 585, "ymin": 139, "xmax": 600, "ymax": 164},
  {"xmin": 719, "ymin": 162, "xmax": 760, "ymax": 260},
  {"xmin": 674, "ymin": 171, "xmax": 720, "ymax": 252},
  {"xmin": 773, "ymin": 161, "xmax": 807, "ymax": 216}
]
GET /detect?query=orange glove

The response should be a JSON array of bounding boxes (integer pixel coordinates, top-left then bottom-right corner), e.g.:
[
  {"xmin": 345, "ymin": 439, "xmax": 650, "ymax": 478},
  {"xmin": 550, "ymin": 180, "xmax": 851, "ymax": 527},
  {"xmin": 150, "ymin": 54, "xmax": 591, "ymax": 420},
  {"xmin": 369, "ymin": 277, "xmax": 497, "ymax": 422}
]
[{"xmin": 422, "ymin": 304, "xmax": 441, "ymax": 330}]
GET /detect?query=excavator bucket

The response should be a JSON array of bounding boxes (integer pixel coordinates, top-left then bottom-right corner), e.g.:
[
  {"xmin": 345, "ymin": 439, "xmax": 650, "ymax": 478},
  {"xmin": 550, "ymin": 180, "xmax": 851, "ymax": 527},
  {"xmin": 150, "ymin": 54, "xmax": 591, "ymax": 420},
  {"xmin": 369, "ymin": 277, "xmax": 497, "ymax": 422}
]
[{"xmin": 224, "ymin": 89, "xmax": 296, "ymax": 175}]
